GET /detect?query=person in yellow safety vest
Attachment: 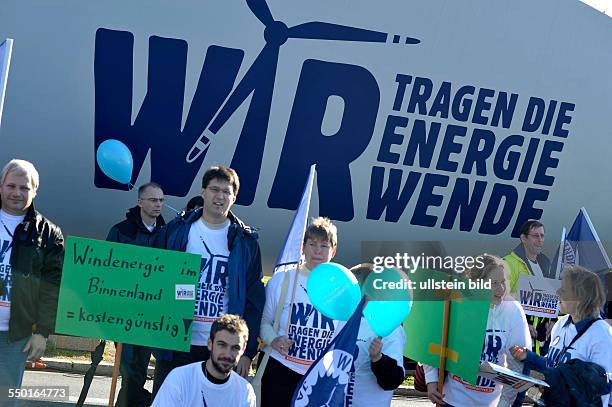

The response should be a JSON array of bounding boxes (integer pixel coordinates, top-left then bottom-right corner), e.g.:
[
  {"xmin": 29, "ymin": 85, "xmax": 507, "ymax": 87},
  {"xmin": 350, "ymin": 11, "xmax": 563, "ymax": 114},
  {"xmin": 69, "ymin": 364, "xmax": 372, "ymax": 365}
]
[{"xmin": 504, "ymin": 219, "xmax": 553, "ymax": 356}]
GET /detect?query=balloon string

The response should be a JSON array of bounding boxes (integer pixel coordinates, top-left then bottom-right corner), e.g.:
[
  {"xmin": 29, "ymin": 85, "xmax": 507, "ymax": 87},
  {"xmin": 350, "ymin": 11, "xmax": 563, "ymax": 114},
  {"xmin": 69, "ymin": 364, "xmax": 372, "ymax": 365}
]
[{"xmin": 164, "ymin": 203, "xmax": 181, "ymax": 215}]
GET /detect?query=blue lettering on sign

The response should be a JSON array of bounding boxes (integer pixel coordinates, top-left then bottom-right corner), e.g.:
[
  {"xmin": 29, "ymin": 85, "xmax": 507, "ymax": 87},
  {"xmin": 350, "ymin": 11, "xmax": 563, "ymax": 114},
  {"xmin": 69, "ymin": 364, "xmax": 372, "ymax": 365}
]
[{"xmin": 93, "ymin": 5, "xmax": 574, "ymax": 237}]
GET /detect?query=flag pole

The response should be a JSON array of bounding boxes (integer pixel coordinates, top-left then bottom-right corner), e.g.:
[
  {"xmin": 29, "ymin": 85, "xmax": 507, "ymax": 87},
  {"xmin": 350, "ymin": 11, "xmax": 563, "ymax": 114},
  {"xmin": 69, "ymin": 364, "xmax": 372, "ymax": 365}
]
[
  {"xmin": 279, "ymin": 165, "xmax": 316, "ymax": 341},
  {"xmin": 436, "ymin": 291, "xmax": 451, "ymax": 407},
  {"xmin": 108, "ymin": 342, "xmax": 123, "ymax": 407}
]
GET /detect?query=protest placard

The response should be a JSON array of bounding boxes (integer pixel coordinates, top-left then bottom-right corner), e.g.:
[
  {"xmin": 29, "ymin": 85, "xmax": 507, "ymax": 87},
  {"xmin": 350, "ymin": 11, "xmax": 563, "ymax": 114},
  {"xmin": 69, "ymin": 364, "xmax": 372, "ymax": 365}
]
[
  {"xmin": 403, "ymin": 268, "xmax": 491, "ymax": 385},
  {"xmin": 517, "ymin": 275, "xmax": 561, "ymax": 318},
  {"xmin": 55, "ymin": 236, "xmax": 200, "ymax": 351},
  {"xmin": 479, "ymin": 361, "xmax": 549, "ymax": 392}
]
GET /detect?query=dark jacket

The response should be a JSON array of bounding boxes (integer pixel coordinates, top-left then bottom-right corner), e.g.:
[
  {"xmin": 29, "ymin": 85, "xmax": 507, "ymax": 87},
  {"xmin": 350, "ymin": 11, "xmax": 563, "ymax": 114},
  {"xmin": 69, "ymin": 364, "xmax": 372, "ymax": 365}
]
[
  {"xmin": 153, "ymin": 208, "xmax": 265, "ymax": 359},
  {"xmin": 1, "ymin": 204, "xmax": 64, "ymax": 341},
  {"xmin": 371, "ymin": 354, "xmax": 405, "ymax": 391},
  {"xmin": 542, "ymin": 359, "xmax": 610, "ymax": 407},
  {"xmin": 106, "ymin": 206, "xmax": 165, "ymax": 246}
]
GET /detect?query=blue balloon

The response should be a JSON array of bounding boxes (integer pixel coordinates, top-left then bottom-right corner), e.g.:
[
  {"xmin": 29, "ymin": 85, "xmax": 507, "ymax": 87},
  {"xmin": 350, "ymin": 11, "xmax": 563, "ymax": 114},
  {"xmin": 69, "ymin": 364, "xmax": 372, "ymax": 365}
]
[
  {"xmin": 363, "ymin": 299, "xmax": 412, "ymax": 337},
  {"xmin": 307, "ymin": 262, "xmax": 362, "ymax": 321},
  {"xmin": 363, "ymin": 267, "xmax": 412, "ymax": 337},
  {"xmin": 96, "ymin": 139, "xmax": 133, "ymax": 184}
]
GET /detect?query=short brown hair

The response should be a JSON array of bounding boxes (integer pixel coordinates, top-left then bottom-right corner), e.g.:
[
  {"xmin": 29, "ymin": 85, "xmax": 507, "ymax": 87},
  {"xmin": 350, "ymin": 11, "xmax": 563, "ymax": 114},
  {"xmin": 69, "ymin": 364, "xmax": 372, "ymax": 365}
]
[
  {"xmin": 562, "ymin": 266, "xmax": 605, "ymax": 319},
  {"xmin": 138, "ymin": 182, "xmax": 163, "ymax": 198},
  {"xmin": 519, "ymin": 220, "xmax": 544, "ymax": 237},
  {"xmin": 303, "ymin": 217, "xmax": 337, "ymax": 248},
  {"xmin": 201, "ymin": 166, "xmax": 240, "ymax": 196},
  {"xmin": 210, "ymin": 314, "xmax": 249, "ymax": 343}
]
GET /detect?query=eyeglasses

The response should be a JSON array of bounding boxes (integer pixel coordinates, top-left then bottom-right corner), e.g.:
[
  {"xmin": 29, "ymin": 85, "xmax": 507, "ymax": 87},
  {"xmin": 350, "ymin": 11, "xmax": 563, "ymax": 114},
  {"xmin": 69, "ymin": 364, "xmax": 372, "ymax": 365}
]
[
  {"xmin": 207, "ymin": 186, "xmax": 233, "ymax": 197},
  {"xmin": 141, "ymin": 198, "xmax": 165, "ymax": 203}
]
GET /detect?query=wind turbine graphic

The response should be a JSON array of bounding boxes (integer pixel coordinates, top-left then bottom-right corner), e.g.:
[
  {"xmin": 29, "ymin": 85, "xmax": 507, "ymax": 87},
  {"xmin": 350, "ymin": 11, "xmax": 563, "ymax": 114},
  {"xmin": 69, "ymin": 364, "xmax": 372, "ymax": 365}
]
[{"xmin": 186, "ymin": 0, "xmax": 420, "ymax": 172}]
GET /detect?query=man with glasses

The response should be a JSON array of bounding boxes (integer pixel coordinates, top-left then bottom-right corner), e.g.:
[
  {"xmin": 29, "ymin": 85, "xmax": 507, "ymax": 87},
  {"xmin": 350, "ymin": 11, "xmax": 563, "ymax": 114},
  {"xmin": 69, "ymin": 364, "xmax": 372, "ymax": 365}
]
[
  {"xmin": 505, "ymin": 220, "xmax": 551, "ymax": 293},
  {"xmin": 151, "ymin": 166, "xmax": 264, "ymax": 398},
  {"xmin": 106, "ymin": 182, "xmax": 166, "ymax": 407},
  {"xmin": 504, "ymin": 220, "xmax": 552, "ymax": 406}
]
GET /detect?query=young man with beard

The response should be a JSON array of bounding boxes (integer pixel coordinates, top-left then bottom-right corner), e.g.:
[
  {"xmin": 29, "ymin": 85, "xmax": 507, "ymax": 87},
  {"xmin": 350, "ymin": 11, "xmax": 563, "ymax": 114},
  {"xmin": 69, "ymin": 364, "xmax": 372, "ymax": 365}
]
[{"xmin": 152, "ymin": 314, "xmax": 256, "ymax": 407}]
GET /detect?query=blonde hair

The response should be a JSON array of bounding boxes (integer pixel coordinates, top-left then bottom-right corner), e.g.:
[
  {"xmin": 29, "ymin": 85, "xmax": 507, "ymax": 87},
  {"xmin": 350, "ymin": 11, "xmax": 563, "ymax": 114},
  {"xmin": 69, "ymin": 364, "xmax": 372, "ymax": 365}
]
[
  {"xmin": 562, "ymin": 266, "xmax": 605, "ymax": 319},
  {"xmin": 0, "ymin": 159, "xmax": 39, "ymax": 191},
  {"xmin": 303, "ymin": 217, "xmax": 338, "ymax": 248},
  {"xmin": 465, "ymin": 253, "xmax": 509, "ymax": 295}
]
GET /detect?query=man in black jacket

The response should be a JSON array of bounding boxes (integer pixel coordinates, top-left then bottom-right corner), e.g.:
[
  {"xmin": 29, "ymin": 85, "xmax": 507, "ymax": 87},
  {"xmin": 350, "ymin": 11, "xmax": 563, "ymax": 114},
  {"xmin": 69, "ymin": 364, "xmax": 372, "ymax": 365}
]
[
  {"xmin": 0, "ymin": 159, "xmax": 64, "ymax": 406},
  {"xmin": 106, "ymin": 182, "xmax": 166, "ymax": 407}
]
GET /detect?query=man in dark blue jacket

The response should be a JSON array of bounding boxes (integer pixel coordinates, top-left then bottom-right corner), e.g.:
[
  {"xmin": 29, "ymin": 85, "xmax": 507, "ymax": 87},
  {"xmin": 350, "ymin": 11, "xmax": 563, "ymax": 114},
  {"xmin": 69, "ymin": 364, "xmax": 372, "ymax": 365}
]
[
  {"xmin": 151, "ymin": 166, "xmax": 265, "ymax": 398},
  {"xmin": 107, "ymin": 182, "xmax": 166, "ymax": 407}
]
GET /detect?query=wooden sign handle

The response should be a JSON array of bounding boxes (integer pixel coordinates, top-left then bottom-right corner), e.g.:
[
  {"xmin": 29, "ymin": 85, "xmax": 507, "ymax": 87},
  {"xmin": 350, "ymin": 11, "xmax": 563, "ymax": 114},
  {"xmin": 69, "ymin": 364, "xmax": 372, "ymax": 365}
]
[
  {"xmin": 436, "ymin": 294, "xmax": 451, "ymax": 407},
  {"xmin": 108, "ymin": 342, "xmax": 123, "ymax": 407}
]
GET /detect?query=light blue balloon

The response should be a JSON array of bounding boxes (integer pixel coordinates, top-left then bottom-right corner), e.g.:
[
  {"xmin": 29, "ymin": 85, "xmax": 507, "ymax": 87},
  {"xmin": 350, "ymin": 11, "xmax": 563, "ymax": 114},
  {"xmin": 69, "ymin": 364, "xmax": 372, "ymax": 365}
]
[
  {"xmin": 362, "ymin": 267, "xmax": 412, "ymax": 337},
  {"xmin": 363, "ymin": 299, "xmax": 412, "ymax": 337},
  {"xmin": 96, "ymin": 139, "xmax": 133, "ymax": 184},
  {"xmin": 307, "ymin": 262, "xmax": 362, "ymax": 321}
]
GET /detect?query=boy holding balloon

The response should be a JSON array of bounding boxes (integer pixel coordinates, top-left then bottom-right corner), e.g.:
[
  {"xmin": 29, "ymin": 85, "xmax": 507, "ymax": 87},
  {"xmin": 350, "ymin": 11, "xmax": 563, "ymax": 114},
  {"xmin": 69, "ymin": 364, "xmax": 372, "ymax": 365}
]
[
  {"xmin": 259, "ymin": 217, "xmax": 344, "ymax": 406},
  {"xmin": 348, "ymin": 264, "xmax": 407, "ymax": 407}
]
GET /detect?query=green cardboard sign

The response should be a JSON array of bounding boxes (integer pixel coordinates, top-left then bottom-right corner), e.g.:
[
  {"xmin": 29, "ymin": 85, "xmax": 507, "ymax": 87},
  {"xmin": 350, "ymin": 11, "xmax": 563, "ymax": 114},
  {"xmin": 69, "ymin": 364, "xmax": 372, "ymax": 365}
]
[
  {"xmin": 403, "ymin": 268, "xmax": 491, "ymax": 384},
  {"xmin": 55, "ymin": 236, "xmax": 200, "ymax": 351}
]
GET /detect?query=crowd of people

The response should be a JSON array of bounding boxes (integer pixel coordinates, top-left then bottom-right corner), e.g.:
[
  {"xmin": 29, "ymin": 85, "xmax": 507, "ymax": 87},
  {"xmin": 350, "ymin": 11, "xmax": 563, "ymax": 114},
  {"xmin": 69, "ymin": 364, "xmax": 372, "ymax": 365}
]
[{"xmin": 0, "ymin": 158, "xmax": 610, "ymax": 407}]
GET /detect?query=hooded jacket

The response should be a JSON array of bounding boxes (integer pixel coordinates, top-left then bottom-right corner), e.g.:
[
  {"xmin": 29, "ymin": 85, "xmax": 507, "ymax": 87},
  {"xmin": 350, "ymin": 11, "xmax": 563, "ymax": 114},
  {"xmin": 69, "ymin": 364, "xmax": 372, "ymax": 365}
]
[
  {"xmin": 106, "ymin": 206, "xmax": 165, "ymax": 246},
  {"xmin": 504, "ymin": 243, "xmax": 552, "ymax": 293},
  {"xmin": 0, "ymin": 203, "xmax": 64, "ymax": 341},
  {"xmin": 542, "ymin": 358, "xmax": 610, "ymax": 407},
  {"xmin": 153, "ymin": 208, "xmax": 265, "ymax": 359}
]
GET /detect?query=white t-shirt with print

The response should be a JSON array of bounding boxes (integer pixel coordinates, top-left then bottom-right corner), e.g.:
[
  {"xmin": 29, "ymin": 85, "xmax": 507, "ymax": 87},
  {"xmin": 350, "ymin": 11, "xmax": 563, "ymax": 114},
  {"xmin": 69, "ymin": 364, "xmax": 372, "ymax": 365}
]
[
  {"xmin": 346, "ymin": 318, "xmax": 405, "ymax": 407},
  {"xmin": 152, "ymin": 362, "xmax": 255, "ymax": 407},
  {"xmin": 186, "ymin": 219, "xmax": 230, "ymax": 346},
  {"xmin": 425, "ymin": 299, "xmax": 531, "ymax": 407},
  {"xmin": 262, "ymin": 269, "xmax": 345, "ymax": 375},
  {"xmin": 0, "ymin": 210, "xmax": 24, "ymax": 332},
  {"xmin": 546, "ymin": 314, "xmax": 612, "ymax": 406}
]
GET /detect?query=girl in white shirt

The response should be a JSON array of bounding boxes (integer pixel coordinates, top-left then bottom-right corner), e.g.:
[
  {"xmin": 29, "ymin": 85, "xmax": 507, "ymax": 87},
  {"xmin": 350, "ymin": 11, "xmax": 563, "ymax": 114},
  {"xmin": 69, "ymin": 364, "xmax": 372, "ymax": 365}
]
[{"xmin": 425, "ymin": 254, "xmax": 531, "ymax": 407}]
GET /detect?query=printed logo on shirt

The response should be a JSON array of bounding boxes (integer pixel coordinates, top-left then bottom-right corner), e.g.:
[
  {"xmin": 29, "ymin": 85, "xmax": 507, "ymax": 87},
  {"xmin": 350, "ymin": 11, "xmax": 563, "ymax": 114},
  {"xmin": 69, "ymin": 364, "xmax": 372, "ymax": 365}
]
[
  {"xmin": 460, "ymin": 330, "xmax": 505, "ymax": 392},
  {"xmin": 194, "ymin": 239, "xmax": 229, "ymax": 323},
  {"xmin": 286, "ymin": 302, "xmax": 336, "ymax": 365},
  {"xmin": 547, "ymin": 337, "xmax": 572, "ymax": 367},
  {"xmin": 481, "ymin": 331, "xmax": 503, "ymax": 364},
  {"xmin": 0, "ymin": 239, "xmax": 12, "ymax": 306},
  {"xmin": 0, "ymin": 240, "xmax": 11, "ymax": 263}
]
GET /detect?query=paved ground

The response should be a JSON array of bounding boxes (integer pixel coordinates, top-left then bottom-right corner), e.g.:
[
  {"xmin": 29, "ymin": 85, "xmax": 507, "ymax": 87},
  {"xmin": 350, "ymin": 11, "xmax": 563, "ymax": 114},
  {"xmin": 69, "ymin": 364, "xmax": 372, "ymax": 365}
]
[{"xmin": 17, "ymin": 370, "xmax": 432, "ymax": 406}]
